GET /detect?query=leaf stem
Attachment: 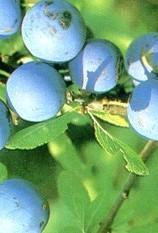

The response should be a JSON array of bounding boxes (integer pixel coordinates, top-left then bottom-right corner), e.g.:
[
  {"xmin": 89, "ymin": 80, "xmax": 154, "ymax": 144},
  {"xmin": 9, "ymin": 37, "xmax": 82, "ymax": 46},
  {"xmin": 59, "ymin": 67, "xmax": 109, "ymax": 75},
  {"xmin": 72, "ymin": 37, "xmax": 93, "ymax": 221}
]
[{"xmin": 98, "ymin": 140, "xmax": 157, "ymax": 233}]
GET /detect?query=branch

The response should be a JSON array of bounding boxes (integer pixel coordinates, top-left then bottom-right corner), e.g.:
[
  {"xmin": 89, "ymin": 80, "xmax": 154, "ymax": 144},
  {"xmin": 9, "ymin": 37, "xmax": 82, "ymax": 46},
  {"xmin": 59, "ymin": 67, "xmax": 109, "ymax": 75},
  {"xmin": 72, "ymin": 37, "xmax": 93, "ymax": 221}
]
[{"xmin": 98, "ymin": 140, "xmax": 157, "ymax": 233}]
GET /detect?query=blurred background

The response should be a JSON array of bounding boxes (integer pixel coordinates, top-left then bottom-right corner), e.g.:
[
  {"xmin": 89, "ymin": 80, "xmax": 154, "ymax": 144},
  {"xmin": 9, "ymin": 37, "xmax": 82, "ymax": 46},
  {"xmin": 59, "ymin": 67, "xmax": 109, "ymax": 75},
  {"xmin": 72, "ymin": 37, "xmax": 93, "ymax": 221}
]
[{"xmin": 0, "ymin": 0, "xmax": 158, "ymax": 232}]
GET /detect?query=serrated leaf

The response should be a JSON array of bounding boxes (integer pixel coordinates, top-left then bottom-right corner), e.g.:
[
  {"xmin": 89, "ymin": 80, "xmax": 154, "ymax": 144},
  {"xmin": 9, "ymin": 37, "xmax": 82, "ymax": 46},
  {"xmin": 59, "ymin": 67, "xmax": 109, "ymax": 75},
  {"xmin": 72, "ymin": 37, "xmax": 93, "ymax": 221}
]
[
  {"xmin": 0, "ymin": 163, "xmax": 8, "ymax": 183},
  {"xmin": 0, "ymin": 83, "xmax": 6, "ymax": 103},
  {"xmin": 117, "ymin": 140, "xmax": 149, "ymax": 175},
  {"xmin": 91, "ymin": 115, "xmax": 148, "ymax": 176},
  {"xmin": 58, "ymin": 171, "xmax": 90, "ymax": 232},
  {"xmin": 94, "ymin": 121, "xmax": 119, "ymax": 154},
  {"xmin": 6, "ymin": 112, "xmax": 77, "ymax": 150},
  {"xmin": 89, "ymin": 109, "xmax": 129, "ymax": 128}
]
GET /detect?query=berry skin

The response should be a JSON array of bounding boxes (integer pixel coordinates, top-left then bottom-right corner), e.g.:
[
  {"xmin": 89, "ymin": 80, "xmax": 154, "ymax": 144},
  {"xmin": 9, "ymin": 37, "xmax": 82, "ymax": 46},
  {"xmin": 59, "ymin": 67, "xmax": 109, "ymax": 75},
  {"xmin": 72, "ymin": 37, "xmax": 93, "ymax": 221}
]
[
  {"xmin": 0, "ymin": 178, "xmax": 49, "ymax": 233},
  {"xmin": 0, "ymin": 0, "xmax": 21, "ymax": 38},
  {"xmin": 125, "ymin": 33, "xmax": 158, "ymax": 82},
  {"xmin": 22, "ymin": 0, "xmax": 86, "ymax": 63},
  {"xmin": 0, "ymin": 101, "xmax": 11, "ymax": 150},
  {"xmin": 6, "ymin": 62, "xmax": 66, "ymax": 122},
  {"xmin": 127, "ymin": 79, "xmax": 158, "ymax": 140},
  {"xmin": 69, "ymin": 39, "xmax": 123, "ymax": 94}
]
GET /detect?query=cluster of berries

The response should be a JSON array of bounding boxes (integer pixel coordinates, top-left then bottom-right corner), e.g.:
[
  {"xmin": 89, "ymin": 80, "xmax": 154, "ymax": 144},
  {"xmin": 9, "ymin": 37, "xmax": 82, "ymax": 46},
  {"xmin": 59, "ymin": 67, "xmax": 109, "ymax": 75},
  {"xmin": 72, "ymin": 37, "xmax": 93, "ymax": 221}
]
[
  {"xmin": 0, "ymin": 0, "xmax": 123, "ymax": 151},
  {"xmin": 126, "ymin": 33, "xmax": 158, "ymax": 141},
  {"xmin": 1, "ymin": 1, "xmax": 158, "ymax": 147}
]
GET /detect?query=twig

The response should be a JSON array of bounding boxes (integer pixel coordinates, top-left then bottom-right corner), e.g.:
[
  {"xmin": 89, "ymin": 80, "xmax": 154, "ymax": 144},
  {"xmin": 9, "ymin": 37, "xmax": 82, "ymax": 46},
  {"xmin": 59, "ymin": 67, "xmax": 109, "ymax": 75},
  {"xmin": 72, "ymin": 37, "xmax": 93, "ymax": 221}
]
[{"xmin": 98, "ymin": 140, "xmax": 157, "ymax": 233}]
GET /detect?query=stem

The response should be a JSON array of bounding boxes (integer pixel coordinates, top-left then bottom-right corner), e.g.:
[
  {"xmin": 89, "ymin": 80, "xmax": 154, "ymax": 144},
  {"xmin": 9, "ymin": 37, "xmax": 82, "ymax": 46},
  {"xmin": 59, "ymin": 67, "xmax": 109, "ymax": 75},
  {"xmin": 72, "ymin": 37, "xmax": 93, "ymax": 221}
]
[
  {"xmin": 98, "ymin": 140, "xmax": 157, "ymax": 233},
  {"xmin": 87, "ymin": 99, "xmax": 128, "ymax": 118}
]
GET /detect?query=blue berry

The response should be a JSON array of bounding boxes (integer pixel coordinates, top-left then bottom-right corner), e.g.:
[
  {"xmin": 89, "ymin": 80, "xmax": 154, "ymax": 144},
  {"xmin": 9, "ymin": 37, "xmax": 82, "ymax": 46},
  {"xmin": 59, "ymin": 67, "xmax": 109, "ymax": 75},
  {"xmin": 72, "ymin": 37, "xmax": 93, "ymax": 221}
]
[
  {"xmin": 69, "ymin": 39, "xmax": 123, "ymax": 94},
  {"xmin": 0, "ymin": 178, "xmax": 49, "ymax": 233},
  {"xmin": 125, "ymin": 33, "xmax": 158, "ymax": 82},
  {"xmin": 0, "ymin": 0, "xmax": 21, "ymax": 38},
  {"xmin": 0, "ymin": 101, "xmax": 11, "ymax": 150},
  {"xmin": 6, "ymin": 62, "xmax": 66, "ymax": 122},
  {"xmin": 127, "ymin": 79, "xmax": 158, "ymax": 140},
  {"xmin": 22, "ymin": 0, "xmax": 86, "ymax": 63}
]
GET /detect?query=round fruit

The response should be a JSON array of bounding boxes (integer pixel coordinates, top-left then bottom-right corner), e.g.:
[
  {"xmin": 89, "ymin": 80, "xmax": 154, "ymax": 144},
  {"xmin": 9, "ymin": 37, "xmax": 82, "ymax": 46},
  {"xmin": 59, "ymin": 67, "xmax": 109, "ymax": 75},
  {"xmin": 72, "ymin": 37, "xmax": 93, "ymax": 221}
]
[
  {"xmin": 6, "ymin": 62, "xmax": 66, "ymax": 122},
  {"xmin": 69, "ymin": 39, "xmax": 123, "ymax": 93},
  {"xmin": 22, "ymin": 0, "xmax": 86, "ymax": 63},
  {"xmin": 125, "ymin": 33, "xmax": 158, "ymax": 82},
  {"xmin": 0, "ymin": 0, "xmax": 21, "ymax": 38},
  {"xmin": 127, "ymin": 79, "xmax": 158, "ymax": 140},
  {"xmin": 0, "ymin": 178, "xmax": 49, "ymax": 233},
  {"xmin": 0, "ymin": 101, "xmax": 11, "ymax": 150}
]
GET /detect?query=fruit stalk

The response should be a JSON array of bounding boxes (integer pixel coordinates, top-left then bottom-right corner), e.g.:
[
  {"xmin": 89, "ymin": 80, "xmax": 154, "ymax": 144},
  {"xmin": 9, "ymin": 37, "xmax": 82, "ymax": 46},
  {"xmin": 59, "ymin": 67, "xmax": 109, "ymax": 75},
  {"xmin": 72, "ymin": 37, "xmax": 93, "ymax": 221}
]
[{"xmin": 98, "ymin": 140, "xmax": 157, "ymax": 233}]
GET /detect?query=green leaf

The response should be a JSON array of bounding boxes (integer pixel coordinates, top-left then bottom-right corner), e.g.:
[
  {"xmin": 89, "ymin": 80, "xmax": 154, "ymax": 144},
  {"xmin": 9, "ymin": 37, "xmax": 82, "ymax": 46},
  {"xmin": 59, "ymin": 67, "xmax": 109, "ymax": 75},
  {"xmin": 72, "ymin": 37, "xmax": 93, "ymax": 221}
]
[
  {"xmin": 0, "ymin": 147, "xmax": 58, "ymax": 198},
  {"xmin": 58, "ymin": 171, "xmax": 90, "ymax": 232},
  {"xmin": 23, "ymin": 0, "xmax": 39, "ymax": 8},
  {"xmin": 89, "ymin": 109, "xmax": 129, "ymax": 128},
  {"xmin": 43, "ymin": 199, "xmax": 81, "ymax": 233},
  {"xmin": 94, "ymin": 121, "xmax": 119, "ymax": 154},
  {"xmin": 87, "ymin": 100, "xmax": 128, "ymax": 128},
  {"xmin": 0, "ymin": 83, "xmax": 6, "ymax": 103},
  {"xmin": 127, "ymin": 223, "xmax": 158, "ymax": 233},
  {"xmin": 90, "ymin": 114, "xmax": 148, "ymax": 176},
  {"xmin": 117, "ymin": 140, "xmax": 149, "ymax": 175},
  {"xmin": 0, "ymin": 33, "xmax": 25, "ymax": 56},
  {"xmin": 60, "ymin": 227, "xmax": 82, "ymax": 233},
  {"xmin": 6, "ymin": 112, "xmax": 77, "ymax": 150},
  {"xmin": 0, "ymin": 163, "xmax": 8, "ymax": 183},
  {"xmin": 114, "ymin": 148, "xmax": 158, "ymax": 233},
  {"xmin": 48, "ymin": 133, "xmax": 86, "ymax": 178},
  {"xmin": 85, "ymin": 193, "xmax": 110, "ymax": 233}
]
